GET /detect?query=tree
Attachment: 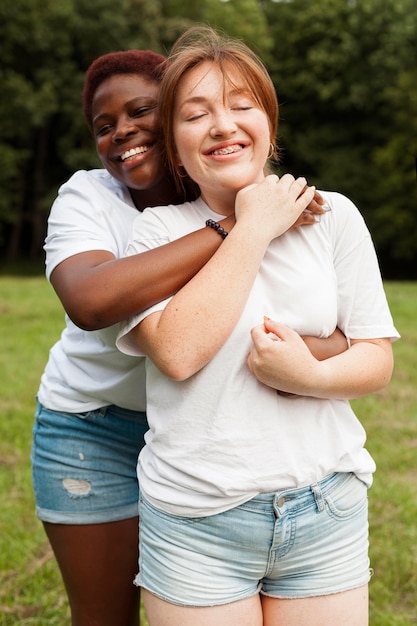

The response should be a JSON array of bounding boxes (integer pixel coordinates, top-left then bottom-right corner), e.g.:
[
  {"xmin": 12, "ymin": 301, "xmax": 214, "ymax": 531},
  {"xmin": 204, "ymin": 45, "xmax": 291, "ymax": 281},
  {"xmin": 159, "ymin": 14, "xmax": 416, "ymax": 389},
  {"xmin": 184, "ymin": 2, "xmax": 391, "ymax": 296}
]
[
  {"xmin": 263, "ymin": 0, "xmax": 417, "ymax": 277},
  {"xmin": 1, "ymin": 0, "xmax": 415, "ymax": 276},
  {"xmin": 0, "ymin": 0, "xmax": 166, "ymax": 260},
  {"xmin": 0, "ymin": 0, "xmax": 272, "ymax": 262}
]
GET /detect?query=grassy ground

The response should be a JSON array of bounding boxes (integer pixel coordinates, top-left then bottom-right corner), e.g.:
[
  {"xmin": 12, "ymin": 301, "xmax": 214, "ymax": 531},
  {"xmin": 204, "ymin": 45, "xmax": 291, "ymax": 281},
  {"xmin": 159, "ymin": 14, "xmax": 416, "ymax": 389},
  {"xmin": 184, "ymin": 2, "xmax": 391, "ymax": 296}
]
[{"xmin": 0, "ymin": 274, "xmax": 416, "ymax": 625}]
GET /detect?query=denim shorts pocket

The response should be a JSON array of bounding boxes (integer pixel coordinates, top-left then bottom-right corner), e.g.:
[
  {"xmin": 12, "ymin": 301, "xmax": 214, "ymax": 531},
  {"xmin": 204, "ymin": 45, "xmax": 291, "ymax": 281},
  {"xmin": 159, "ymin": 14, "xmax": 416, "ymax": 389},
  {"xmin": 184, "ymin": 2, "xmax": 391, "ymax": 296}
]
[
  {"xmin": 324, "ymin": 473, "xmax": 368, "ymax": 520},
  {"xmin": 139, "ymin": 495, "xmax": 204, "ymax": 527}
]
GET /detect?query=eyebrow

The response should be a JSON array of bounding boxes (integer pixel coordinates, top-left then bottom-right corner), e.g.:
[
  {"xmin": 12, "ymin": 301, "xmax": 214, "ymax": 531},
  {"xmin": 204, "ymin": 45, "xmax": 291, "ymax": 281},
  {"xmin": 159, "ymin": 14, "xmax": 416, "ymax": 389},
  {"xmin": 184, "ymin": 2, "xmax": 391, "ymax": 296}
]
[
  {"xmin": 178, "ymin": 96, "xmax": 208, "ymax": 110},
  {"xmin": 178, "ymin": 88, "xmax": 252, "ymax": 111}
]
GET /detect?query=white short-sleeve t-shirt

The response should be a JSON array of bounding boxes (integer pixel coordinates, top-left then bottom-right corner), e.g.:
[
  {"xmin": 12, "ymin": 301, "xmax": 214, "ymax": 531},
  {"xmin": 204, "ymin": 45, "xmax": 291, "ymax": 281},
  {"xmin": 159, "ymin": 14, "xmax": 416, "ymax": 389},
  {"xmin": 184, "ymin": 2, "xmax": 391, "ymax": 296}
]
[
  {"xmin": 118, "ymin": 192, "xmax": 400, "ymax": 516},
  {"xmin": 38, "ymin": 169, "xmax": 146, "ymax": 413}
]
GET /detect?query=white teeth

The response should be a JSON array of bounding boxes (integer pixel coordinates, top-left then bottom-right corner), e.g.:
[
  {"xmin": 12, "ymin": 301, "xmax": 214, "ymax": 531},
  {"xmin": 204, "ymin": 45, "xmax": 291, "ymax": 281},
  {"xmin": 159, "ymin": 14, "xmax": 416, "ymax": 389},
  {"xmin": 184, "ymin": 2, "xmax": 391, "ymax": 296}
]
[
  {"xmin": 121, "ymin": 146, "xmax": 149, "ymax": 161},
  {"xmin": 211, "ymin": 145, "xmax": 243, "ymax": 156}
]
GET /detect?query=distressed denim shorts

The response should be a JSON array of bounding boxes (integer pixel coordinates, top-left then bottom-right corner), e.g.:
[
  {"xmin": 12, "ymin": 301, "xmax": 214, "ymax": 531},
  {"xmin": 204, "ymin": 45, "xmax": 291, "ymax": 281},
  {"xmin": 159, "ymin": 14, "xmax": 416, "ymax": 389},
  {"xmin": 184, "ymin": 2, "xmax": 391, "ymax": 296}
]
[
  {"xmin": 136, "ymin": 472, "xmax": 371, "ymax": 605},
  {"xmin": 31, "ymin": 399, "xmax": 147, "ymax": 524}
]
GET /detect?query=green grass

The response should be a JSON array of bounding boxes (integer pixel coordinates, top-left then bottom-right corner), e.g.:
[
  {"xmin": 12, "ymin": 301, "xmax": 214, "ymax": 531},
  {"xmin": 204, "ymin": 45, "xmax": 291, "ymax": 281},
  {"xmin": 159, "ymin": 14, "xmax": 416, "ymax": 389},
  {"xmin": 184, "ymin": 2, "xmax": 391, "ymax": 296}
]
[
  {"xmin": 353, "ymin": 282, "xmax": 417, "ymax": 625},
  {"xmin": 0, "ymin": 276, "xmax": 416, "ymax": 625}
]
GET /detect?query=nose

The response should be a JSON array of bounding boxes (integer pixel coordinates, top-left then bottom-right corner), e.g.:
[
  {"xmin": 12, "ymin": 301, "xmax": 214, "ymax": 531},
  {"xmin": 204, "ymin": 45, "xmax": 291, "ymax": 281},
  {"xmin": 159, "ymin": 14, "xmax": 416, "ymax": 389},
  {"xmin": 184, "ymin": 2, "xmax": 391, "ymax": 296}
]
[
  {"xmin": 112, "ymin": 116, "xmax": 138, "ymax": 143},
  {"xmin": 210, "ymin": 108, "xmax": 238, "ymax": 137}
]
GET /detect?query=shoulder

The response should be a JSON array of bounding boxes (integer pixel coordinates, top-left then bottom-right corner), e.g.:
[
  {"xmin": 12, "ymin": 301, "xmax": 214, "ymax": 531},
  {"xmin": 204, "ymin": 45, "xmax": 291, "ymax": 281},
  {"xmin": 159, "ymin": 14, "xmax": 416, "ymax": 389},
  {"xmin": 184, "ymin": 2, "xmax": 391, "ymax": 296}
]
[
  {"xmin": 127, "ymin": 199, "xmax": 207, "ymax": 254},
  {"xmin": 137, "ymin": 199, "xmax": 205, "ymax": 235},
  {"xmin": 319, "ymin": 190, "xmax": 369, "ymax": 238},
  {"xmin": 320, "ymin": 190, "xmax": 359, "ymax": 214},
  {"xmin": 57, "ymin": 169, "xmax": 131, "ymax": 203}
]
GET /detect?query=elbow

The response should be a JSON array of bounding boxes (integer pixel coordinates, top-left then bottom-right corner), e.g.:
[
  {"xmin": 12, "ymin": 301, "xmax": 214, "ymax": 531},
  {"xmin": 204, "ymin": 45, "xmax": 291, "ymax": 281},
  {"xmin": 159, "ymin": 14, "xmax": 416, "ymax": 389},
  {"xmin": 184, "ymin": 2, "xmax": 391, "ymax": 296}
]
[
  {"xmin": 66, "ymin": 302, "xmax": 111, "ymax": 331},
  {"xmin": 375, "ymin": 362, "xmax": 394, "ymax": 392},
  {"xmin": 158, "ymin": 362, "xmax": 196, "ymax": 382},
  {"xmin": 376, "ymin": 350, "xmax": 395, "ymax": 391},
  {"xmin": 155, "ymin": 354, "xmax": 201, "ymax": 381},
  {"xmin": 358, "ymin": 360, "xmax": 394, "ymax": 397}
]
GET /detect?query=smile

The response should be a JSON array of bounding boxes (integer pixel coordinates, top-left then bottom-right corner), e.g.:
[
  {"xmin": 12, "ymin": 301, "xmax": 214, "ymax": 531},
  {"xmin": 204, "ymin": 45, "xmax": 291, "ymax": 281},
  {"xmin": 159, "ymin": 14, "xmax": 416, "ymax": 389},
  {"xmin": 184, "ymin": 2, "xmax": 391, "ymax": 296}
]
[
  {"xmin": 210, "ymin": 144, "xmax": 244, "ymax": 156},
  {"xmin": 120, "ymin": 146, "xmax": 150, "ymax": 161}
]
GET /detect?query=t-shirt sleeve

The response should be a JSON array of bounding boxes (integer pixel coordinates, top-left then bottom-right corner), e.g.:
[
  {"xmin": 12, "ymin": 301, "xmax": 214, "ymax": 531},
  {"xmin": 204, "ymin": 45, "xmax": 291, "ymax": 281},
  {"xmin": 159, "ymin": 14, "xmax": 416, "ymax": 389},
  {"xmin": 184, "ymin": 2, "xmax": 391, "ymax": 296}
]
[
  {"xmin": 116, "ymin": 206, "xmax": 178, "ymax": 356},
  {"xmin": 44, "ymin": 171, "xmax": 123, "ymax": 280},
  {"xmin": 325, "ymin": 192, "xmax": 400, "ymax": 342}
]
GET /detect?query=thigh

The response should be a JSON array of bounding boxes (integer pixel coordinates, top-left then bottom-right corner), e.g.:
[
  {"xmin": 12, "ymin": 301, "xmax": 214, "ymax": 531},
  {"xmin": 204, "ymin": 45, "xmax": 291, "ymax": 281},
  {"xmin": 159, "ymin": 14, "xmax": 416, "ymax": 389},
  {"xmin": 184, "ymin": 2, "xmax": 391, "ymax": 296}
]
[
  {"xmin": 44, "ymin": 517, "xmax": 140, "ymax": 626},
  {"xmin": 262, "ymin": 584, "xmax": 368, "ymax": 626},
  {"xmin": 143, "ymin": 589, "xmax": 263, "ymax": 626}
]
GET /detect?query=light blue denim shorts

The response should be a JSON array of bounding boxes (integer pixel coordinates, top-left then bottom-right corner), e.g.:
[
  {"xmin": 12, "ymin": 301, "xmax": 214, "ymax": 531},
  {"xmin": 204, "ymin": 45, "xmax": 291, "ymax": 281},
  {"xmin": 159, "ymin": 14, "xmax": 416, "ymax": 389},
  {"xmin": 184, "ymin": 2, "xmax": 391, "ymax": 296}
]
[
  {"xmin": 31, "ymin": 400, "xmax": 147, "ymax": 524},
  {"xmin": 137, "ymin": 472, "xmax": 371, "ymax": 604}
]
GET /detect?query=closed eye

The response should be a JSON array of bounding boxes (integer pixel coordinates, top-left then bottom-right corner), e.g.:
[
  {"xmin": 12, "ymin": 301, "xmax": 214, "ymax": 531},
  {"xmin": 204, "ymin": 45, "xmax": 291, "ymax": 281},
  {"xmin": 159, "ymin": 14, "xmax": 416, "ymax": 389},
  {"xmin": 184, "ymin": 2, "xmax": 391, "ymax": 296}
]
[
  {"xmin": 95, "ymin": 123, "xmax": 113, "ymax": 137},
  {"xmin": 185, "ymin": 112, "xmax": 207, "ymax": 122},
  {"xmin": 133, "ymin": 105, "xmax": 157, "ymax": 117}
]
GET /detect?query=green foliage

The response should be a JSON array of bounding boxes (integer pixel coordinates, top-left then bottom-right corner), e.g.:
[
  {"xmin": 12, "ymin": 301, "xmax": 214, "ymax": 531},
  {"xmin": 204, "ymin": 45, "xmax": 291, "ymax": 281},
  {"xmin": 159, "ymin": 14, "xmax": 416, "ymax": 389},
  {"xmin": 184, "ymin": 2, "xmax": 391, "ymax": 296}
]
[
  {"xmin": 0, "ymin": 0, "xmax": 416, "ymax": 276},
  {"xmin": 263, "ymin": 0, "xmax": 417, "ymax": 276}
]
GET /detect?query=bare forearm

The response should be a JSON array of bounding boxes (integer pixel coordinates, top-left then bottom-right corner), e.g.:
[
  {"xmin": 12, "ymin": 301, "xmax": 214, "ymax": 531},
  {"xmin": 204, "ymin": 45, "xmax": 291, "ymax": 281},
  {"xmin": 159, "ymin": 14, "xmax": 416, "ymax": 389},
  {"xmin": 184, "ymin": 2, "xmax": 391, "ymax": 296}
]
[
  {"xmin": 51, "ymin": 217, "xmax": 234, "ymax": 330},
  {"xmin": 248, "ymin": 321, "xmax": 393, "ymax": 400},
  {"xmin": 311, "ymin": 339, "xmax": 394, "ymax": 399},
  {"xmin": 134, "ymin": 176, "xmax": 316, "ymax": 378},
  {"xmin": 303, "ymin": 328, "xmax": 348, "ymax": 361},
  {"xmin": 134, "ymin": 220, "xmax": 272, "ymax": 379}
]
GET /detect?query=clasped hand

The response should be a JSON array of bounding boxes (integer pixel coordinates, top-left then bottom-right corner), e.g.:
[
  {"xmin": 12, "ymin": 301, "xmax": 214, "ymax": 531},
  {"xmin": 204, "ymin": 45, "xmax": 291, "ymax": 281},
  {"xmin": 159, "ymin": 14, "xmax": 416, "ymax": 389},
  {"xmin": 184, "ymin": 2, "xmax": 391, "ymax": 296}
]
[
  {"xmin": 247, "ymin": 317, "xmax": 320, "ymax": 397},
  {"xmin": 235, "ymin": 173, "xmax": 326, "ymax": 238}
]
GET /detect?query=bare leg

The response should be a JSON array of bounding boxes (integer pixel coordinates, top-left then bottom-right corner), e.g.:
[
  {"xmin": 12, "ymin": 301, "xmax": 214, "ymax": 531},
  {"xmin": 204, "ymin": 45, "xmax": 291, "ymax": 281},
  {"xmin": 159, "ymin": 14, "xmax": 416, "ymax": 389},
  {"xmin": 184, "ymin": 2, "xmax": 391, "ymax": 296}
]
[
  {"xmin": 262, "ymin": 584, "xmax": 368, "ymax": 626},
  {"xmin": 44, "ymin": 517, "xmax": 140, "ymax": 626},
  {"xmin": 142, "ymin": 589, "xmax": 263, "ymax": 626}
]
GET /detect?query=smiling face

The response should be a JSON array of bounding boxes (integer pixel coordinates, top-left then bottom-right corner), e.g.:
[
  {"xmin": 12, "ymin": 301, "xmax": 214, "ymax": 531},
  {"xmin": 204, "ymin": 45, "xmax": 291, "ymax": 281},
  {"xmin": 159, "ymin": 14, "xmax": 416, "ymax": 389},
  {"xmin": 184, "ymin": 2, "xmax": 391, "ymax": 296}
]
[
  {"xmin": 172, "ymin": 62, "xmax": 271, "ymax": 215},
  {"xmin": 91, "ymin": 74, "xmax": 167, "ymax": 195}
]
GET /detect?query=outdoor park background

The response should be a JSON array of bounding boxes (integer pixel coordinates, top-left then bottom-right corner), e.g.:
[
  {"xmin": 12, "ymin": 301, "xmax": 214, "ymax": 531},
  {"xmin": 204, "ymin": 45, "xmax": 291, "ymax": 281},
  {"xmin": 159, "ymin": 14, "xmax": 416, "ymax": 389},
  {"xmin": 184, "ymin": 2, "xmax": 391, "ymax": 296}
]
[
  {"xmin": 1, "ymin": 0, "xmax": 416, "ymax": 623},
  {"xmin": 1, "ymin": 0, "xmax": 416, "ymax": 279}
]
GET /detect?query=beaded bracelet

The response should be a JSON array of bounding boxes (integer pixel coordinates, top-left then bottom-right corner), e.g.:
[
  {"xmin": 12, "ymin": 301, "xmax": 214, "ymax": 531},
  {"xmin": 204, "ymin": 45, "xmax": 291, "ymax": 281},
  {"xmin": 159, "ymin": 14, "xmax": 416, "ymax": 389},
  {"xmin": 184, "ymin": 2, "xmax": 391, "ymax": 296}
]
[{"xmin": 205, "ymin": 219, "xmax": 228, "ymax": 239}]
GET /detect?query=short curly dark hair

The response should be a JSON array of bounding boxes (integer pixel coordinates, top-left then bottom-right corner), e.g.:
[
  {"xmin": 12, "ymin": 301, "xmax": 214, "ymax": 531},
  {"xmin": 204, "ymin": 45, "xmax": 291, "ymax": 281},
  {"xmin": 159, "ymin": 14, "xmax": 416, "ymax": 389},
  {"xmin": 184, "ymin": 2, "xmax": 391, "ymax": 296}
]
[{"xmin": 82, "ymin": 49, "xmax": 166, "ymax": 133}]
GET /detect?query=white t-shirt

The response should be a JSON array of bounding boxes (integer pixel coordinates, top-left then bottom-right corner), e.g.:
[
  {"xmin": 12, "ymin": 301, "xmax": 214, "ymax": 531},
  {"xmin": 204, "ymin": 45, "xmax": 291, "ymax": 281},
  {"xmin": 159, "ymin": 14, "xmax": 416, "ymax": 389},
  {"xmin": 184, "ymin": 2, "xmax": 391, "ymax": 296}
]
[
  {"xmin": 38, "ymin": 169, "xmax": 146, "ymax": 413},
  {"xmin": 118, "ymin": 193, "xmax": 400, "ymax": 516}
]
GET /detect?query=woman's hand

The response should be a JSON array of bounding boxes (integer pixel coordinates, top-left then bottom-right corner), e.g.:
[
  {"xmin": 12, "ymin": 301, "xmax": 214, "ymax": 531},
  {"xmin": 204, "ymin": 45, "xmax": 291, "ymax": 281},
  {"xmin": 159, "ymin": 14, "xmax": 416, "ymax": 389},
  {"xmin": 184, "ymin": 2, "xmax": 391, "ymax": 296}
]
[
  {"xmin": 291, "ymin": 188, "xmax": 328, "ymax": 229},
  {"xmin": 234, "ymin": 174, "xmax": 316, "ymax": 243},
  {"xmin": 235, "ymin": 174, "xmax": 326, "ymax": 237},
  {"xmin": 247, "ymin": 317, "xmax": 393, "ymax": 399},
  {"xmin": 247, "ymin": 318, "xmax": 317, "ymax": 394}
]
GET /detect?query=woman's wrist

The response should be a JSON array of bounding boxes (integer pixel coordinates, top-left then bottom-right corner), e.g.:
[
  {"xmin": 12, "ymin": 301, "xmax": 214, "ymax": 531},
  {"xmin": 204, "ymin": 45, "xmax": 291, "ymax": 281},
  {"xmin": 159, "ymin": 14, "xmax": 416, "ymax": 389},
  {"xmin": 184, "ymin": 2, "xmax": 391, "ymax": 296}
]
[{"xmin": 220, "ymin": 215, "xmax": 236, "ymax": 232}]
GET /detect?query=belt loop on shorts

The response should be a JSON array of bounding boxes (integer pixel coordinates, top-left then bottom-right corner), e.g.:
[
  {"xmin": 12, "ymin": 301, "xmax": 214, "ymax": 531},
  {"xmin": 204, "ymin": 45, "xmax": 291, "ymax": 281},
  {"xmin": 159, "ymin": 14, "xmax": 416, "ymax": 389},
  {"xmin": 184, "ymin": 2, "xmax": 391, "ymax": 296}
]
[{"xmin": 311, "ymin": 482, "xmax": 326, "ymax": 513}]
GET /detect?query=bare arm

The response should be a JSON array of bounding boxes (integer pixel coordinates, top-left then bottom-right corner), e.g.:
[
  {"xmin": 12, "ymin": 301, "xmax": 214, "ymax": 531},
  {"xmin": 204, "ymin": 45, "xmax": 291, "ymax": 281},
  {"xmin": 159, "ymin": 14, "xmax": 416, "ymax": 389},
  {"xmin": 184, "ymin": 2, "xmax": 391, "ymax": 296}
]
[
  {"xmin": 129, "ymin": 175, "xmax": 316, "ymax": 379},
  {"xmin": 51, "ymin": 187, "xmax": 325, "ymax": 331},
  {"xmin": 303, "ymin": 327, "xmax": 348, "ymax": 361},
  {"xmin": 247, "ymin": 318, "xmax": 394, "ymax": 399},
  {"xmin": 50, "ymin": 215, "xmax": 234, "ymax": 330}
]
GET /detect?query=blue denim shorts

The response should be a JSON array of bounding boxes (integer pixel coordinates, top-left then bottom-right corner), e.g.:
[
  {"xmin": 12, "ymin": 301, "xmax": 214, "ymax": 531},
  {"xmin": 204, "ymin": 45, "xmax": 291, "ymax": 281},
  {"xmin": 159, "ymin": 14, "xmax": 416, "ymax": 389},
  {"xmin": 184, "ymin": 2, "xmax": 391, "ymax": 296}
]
[
  {"xmin": 31, "ymin": 400, "xmax": 147, "ymax": 524},
  {"xmin": 137, "ymin": 472, "xmax": 371, "ymax": 604}
]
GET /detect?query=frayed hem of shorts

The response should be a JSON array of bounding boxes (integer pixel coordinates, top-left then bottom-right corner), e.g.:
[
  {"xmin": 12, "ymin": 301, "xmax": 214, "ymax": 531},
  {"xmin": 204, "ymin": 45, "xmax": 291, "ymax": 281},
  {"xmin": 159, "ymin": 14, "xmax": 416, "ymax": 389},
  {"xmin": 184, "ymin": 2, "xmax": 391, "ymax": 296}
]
[
  {"xmin": 35, "ymin": 503, "xmax": 139, "ymax": 525},
  {"xmin": 260, "ymin": 574, "xmax": 372, "ymax": 601},
  {"xmin": 134, "ymin": 580, "xmax": 262, "ymax": 607}
]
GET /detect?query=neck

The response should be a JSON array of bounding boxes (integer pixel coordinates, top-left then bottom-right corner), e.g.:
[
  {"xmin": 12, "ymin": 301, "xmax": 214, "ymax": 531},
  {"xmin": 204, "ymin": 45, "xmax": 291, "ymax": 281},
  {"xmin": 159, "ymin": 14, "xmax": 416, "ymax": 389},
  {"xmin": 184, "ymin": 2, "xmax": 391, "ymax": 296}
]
[
  {"xmin": 129, "ymin": 176, "xmax": 185, "ymax": 212},
  {"xmin": 200, "ymin": 189, "xmax": 236, "ymax": 217}
]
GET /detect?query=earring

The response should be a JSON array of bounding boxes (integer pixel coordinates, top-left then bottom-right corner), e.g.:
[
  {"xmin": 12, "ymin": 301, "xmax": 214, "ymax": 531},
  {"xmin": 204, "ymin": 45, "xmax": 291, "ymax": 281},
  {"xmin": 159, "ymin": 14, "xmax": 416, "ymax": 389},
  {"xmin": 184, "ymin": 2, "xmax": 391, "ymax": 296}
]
[
  {"xmin": 268, "ymin": 143, "xmax": 276, "ymax": 159},
  {"xmin": 177, "ymin": 165, "xmax": 188, "ymax": 179}
]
